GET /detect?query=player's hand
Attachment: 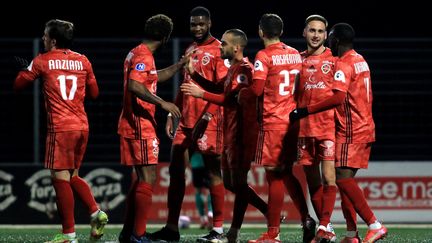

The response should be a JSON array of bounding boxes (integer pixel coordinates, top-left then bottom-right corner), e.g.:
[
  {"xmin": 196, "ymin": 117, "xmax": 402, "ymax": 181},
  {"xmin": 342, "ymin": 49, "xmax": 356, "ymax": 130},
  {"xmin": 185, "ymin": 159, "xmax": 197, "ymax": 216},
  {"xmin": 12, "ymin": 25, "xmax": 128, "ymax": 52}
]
[
  {"xmin": 161, "ymin": 101, "xmax": 181, "ymax": 118},
  {"xmin": 180, "ymin": 82, "xmax": 204, "ymax": 98},
  {"xmin": 289, "ymin": 107, "xmax": 309, "ymax": 121},
  {"xmin": 13, "ymin": 56, "xmax": 29, "ymax": 72},
  {"xmin": 192, "ymin": 112, "xmax": 212, "ymax": 141},
  {"xmin": 184, "ymin": 55, "xmax": 195, "ymax": 75},
  {"xmin": 165, "ymin": 115, "xmax": 176, "ymax": 139}
]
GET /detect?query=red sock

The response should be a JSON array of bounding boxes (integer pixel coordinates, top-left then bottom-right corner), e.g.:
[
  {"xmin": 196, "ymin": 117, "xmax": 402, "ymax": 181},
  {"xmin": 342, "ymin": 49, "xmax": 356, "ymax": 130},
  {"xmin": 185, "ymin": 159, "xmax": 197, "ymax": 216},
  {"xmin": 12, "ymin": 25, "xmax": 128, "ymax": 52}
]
[
  {"xmin": 52, "ymin": 179, "xmax": 75, "ymax": 234},
  {"xmin": 309, "ymin": 185, "xmax": 323, "ymax": 220},
  {"xmin": 122, "ymin": 180, "xmax": 138, "ymax": 236},
  {"xmin": 284, "ymin": 173, "xmax": 309, "ymax": 221},
  {"xmin": 231, "ymin": 187, "xmax": 248, "ymax": 229},
  {"xmin": 266, "ymin": 172, "xmax": 284, "ymax": 235},
  {"xmin": 340, "ymin": 189, "xmax": 357, "ymax": 231},
  {"xmin": 167, "ymin": 163, "xmax": 186, "ymax": 227},
  {"xmin": 247, "ymin": 185, "xmax": 268, "ymax": 215},
  {"xmin": 337, "ymin": 178, "xmax": 376, "ymax": 225},
  {"xmin": 70, "ymin": 176, "xmax": 99, "ymax": 214},
  {"xmin": 320, "ymin": 185, "xmax": 337, "ymax": 226},
  {"xmin": 210, "ymin": 183, "xmax": 225, "ymax": 227},
  {"xmin": 134, "ymin": 182, "xmax": 153, "ymax": 236}
]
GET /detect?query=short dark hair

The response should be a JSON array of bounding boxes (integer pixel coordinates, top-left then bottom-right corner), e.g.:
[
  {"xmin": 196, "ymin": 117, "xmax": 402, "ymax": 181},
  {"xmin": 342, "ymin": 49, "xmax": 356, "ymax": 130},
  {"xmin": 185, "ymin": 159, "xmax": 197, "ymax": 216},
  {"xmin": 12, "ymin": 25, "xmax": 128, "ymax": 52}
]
[
  {"xmin": 305, "ymin": 14, "xmax": 328, "ymax": 28},
  {"xmin": 190, "ymin": 6, "xmax": 211, "ymax": 18},
  {"xmin": 144, "ymin": 14, "xmax": 173, "ymax": 41},
  {"xmin": 330, "ymin": 23, "xmax": 355, "ymax": 44},
  {"xmin": 45, "ymin": 19, "xmax": 74, "ymax": 49},
  {"xmin": 225, "ymin": 29, "xmax": 248, "ymax": 48},
  {"xmin": 259, "ymin": 14, "xmax": 283, "ymax": 39}
]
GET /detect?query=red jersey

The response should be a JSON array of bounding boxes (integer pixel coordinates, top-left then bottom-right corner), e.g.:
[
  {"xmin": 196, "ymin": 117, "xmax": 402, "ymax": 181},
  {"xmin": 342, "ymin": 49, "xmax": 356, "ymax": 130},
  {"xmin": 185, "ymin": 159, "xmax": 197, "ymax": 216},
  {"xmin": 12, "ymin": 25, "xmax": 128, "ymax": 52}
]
[
  {"xmin": 332, "ymin": 49, "xmax": 375, "ymax": 143},
  {"xmin": 253, "ymin": 42, "xmax": 302, "ymax": 130},
  {"xmin": 118, "ymin": 44, "xmax": 158, "ymax": 139},
  {"xmin": 15, "ymin": 49, "xmax": 97, "ymax": 132},
  {"xmin": 298, "ymin": 48, "xmax": 337, "ymax": 139},
  {"xmin": 178, "ymin": 37, "xmax": 229, "ymax": 130}
]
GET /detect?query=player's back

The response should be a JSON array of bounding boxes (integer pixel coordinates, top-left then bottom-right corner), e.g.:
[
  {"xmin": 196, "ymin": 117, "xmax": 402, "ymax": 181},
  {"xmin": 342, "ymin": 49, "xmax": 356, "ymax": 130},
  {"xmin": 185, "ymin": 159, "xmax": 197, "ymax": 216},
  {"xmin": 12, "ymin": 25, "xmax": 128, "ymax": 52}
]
[
  {"xmin": 32, "ymin": 49, "xmax": 95, "ymax": 132},
  {"xmin": 253, "ymin": 42, "xmax": 302, "ymax": 130},
  {"xmin": 334, "ymin": 49, "xmax": 375, "ymax": 143}
]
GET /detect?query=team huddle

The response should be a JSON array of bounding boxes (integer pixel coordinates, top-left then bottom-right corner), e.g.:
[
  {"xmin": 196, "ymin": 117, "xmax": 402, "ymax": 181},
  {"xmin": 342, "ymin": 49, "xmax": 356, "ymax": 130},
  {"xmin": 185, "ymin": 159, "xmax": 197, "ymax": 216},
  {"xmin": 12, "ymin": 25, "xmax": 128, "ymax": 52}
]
[{"xmin": 13, "ymin": 5, "xmax": 388, "ymax": 243}]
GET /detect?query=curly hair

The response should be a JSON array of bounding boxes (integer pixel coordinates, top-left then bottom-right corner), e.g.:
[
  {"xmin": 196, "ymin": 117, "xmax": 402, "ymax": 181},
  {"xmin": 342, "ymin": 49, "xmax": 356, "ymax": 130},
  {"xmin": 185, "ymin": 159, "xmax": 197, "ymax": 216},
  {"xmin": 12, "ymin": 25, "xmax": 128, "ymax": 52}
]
[{"xmin": 144, "ymin": 14, "xmax": 173, "ymax": 41}]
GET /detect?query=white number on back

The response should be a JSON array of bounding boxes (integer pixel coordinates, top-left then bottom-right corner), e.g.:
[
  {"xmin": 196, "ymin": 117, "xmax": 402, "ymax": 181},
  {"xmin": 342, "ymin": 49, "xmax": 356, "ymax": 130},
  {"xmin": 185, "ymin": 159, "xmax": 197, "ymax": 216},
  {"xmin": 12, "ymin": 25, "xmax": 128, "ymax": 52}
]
[
  {"xmin": 279, "ymin": 69, "xmax": 299, "ymax": 96},
  {"xmin": 57, "ymin": 75, "xmax": 78, "ymax": 100}
]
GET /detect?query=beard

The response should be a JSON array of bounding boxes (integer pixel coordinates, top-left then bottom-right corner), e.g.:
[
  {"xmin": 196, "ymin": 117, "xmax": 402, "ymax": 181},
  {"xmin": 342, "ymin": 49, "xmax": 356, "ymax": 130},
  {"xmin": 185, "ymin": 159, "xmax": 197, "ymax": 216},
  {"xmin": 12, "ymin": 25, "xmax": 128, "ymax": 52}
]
[{"xmin": 193, "ymin": 31, "xmax": 210, "ymax": 43}]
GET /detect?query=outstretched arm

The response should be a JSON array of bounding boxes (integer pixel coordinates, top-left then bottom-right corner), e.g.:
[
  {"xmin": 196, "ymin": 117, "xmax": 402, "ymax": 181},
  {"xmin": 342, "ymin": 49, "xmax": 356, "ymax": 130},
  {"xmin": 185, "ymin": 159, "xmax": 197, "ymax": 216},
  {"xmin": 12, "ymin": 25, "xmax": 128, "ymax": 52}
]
[
  {"xmin": 180, "ymin": 82, "xmax": 225, "ymax": 105},
  {"xmin": 128, "ymin": 79, "xmax": 181, "ymax": 117}
]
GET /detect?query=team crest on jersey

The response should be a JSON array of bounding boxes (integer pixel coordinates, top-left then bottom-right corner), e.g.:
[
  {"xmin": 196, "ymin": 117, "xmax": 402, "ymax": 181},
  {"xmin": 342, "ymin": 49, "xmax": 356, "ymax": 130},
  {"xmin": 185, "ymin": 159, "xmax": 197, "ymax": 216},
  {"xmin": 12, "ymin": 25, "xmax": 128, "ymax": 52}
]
[
  {"xmin": 321, "ymin": 63, "xmax": 331, "ymax": 74},
  {"xmin": 236, "ymin": 74, "xmax": 248, "ymax": 84},
  {"xmin": 201, "ymin": 55, "xmax": 211, "ymax": 66},
  {"xmin": 334, "ymin": 70, "xmax": 346, "ymax": 83},
  {"xmin": 152, "ymin": 138, "xmax": 159, "ymax": 157},
  {"xmin": 135, "ymin": 63, "xmax": 145, "ymax": 71},
  {"xmin": 254, "ymin": 60, "xmax": 264, "ymax": 71}
]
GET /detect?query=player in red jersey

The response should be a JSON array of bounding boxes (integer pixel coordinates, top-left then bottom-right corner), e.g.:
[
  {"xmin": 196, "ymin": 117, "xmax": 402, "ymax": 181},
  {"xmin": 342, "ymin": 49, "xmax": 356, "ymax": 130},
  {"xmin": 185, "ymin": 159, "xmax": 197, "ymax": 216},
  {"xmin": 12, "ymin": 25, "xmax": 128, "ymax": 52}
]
[
  {"xmin": 291, "ymin": 23, "xmax": 388, "ymax": 243},
  {"xmin": 14, "ymin": 19, "xmax": 108, "ymax": 243},
  {"xmin": 291, "ymin": 15, "xmax": 338, "ymax": 243},
  {"xmin": 149, "ymin": 7, "xmax": 229, "ymax": 243},
  {"xmin": 239, "ymin": 14, "xmax": 312, "ymax": 243},
  {"xmin": 181, "ymin": 28, "xmax": 270, "ymax": 243},
  {"xmin": 116, "ymin": 14, "xmax": 184, "ymax": 243}
]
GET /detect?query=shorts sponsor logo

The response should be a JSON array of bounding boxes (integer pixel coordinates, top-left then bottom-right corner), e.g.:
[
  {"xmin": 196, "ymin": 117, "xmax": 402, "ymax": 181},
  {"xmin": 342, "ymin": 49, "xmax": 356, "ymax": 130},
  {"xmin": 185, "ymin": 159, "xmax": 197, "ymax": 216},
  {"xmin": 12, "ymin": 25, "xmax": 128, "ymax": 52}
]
[
  {"xmin": 0, "ymin": 170, "xmax": 16, "ymax": 211},
  {"xmin": 84, "ymin": 168, "xmax": 125, "ymax": 211},
  {"xmin": 25, "ymin": 170, "xmax": 57, "ymax": 218},
  {"xmin": 152, "ymin": 138, "xmax": 159, "ymax": 158}
]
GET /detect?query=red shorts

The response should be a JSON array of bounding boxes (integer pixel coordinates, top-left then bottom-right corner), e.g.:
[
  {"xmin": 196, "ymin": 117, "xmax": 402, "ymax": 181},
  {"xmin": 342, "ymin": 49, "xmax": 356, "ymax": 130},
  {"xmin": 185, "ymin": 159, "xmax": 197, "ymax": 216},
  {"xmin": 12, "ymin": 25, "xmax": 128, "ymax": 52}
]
[
  {"xmin": 120, "ymin": 136, "xmax": 159, "ymax": 166},
  {"xmin": 221, "ymin": 143, "xmax": 254, "ymax": 170},
  {"xmin": 255, "ymin": 127, "xmax": 298, "ymax": 168},
  {"xmin": 297, "ymin": 137, "xmax": 335, "ymax": 166},
  {"xmin": 44, "ymin": 131, "xmax": 88, "ymax": 170},
  {"xmin": 172, "ymin": 127, "xmax": 223, "ymax": 155},
  {"xmin": 335, "ymin": 143, "xmax": 372, "ymax": 169}
]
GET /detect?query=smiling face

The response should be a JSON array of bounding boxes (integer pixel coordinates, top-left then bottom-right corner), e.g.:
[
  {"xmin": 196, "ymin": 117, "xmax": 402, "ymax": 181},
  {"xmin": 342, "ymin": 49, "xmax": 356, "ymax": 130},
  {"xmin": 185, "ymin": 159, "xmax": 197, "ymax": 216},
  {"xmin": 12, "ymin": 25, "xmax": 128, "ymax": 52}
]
[
  {"xmin": 303, "ymin": 20, "xmax": 327, "ymax": 51},
  {"xmin": 190, "ymin": 16, "xmax": 211, "ymax": 43}
]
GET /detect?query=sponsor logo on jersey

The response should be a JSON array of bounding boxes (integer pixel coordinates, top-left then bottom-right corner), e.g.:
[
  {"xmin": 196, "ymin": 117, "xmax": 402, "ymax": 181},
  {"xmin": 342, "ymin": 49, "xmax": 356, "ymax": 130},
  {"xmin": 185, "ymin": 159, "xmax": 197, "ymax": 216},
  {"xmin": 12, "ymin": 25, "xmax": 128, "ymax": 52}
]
[
  {"xmin": 0, "ymin": 170, "xmax": 16, "ymax": 212},
  {"xmin": 202, "ymin": 55, "xmax": 210, "ymax": 66},
  {"xmin": 334, "ymin": 70, "xmax": 346, "ymax": 83},
  {"xmin": 236, "ymin": 74, "xmax": 248, "ymax": 84},
  {"xmin": 254, "ymin": 60, "xmax": 264, "ymax": 71},
  {"xmin": 135, "ymin": 63, "xmax": 146, "ymax": 71},
  {"xmin": 25, "ymin": 170, "xmax": 57, "ymax": 218},
  {"xmin": 84, "ymin": 168, "xmax": 125, "ymax": 211}
]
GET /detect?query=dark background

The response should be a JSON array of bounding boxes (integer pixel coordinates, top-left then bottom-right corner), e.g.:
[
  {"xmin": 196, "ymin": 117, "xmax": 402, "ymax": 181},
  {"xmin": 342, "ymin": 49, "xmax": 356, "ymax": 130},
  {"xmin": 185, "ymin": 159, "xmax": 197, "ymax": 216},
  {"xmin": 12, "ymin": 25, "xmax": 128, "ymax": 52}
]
[
  {"xmin": 1, "ymin": 1, "xmax": 431, "ymax": 163},
  {"xmin": 2, "ymin": 1, "xmax": 429, "ymax": 39}
]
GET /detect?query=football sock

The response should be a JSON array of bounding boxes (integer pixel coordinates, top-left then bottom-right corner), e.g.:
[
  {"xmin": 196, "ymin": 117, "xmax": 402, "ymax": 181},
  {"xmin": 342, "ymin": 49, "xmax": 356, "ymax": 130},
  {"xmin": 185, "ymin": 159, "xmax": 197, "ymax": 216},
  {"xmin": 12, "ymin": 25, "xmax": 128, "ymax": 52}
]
[
  {"xmin": 283, "ymin": 173, "xmax": 309, "ymax": 221},
  {"xmin": 320, "ymin": 185, "xmax": 337, "ymax": 226},
  {"xmin": 309, "ymin": 184, "xmax": 323, "ymax": 219},
  {"xmin": 121, "ymin": 180, "xmax": 138, "ymax": 237},
  {"xmin": 209, "ymin": 183, "xmax": 225, "ymax": 228},
  {"xmin": 340, "ymin": 189, "xmax": 357, "ymax": 231},
  {"xmin": 134, "ymin": 182, "xmax": 153, "ymax": 236},
  {"xmin": 266, "ymin": 172, "xmax": 284, "ymax": 230},
  {"xmin": 52, "ymin": 178, "xmax": 75, "ymax": 234},
  {"xmin": 70, "ymin": 176, "xmax": 99, "ymax": 215}
]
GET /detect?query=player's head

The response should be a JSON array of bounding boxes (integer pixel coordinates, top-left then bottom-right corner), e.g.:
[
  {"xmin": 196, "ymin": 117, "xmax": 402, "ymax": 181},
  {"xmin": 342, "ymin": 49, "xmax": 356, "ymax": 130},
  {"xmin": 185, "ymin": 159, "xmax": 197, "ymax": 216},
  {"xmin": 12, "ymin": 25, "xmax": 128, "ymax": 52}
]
[
  {"xmin": 328, "ymin": 23, "xmax": 355, "ymax": 56},
  {"xmin": 220, "ymin": 29, "xmax": 248, "ymax": 60},
  {"xmin": 303, "ymin": 15, "xmax": 328, "ymax": 50},
  {"xmin": 259, "ymin": 14, "xmax": 283, "ymax": 40},
  {"xmin": 43, "ymin": 19, "xmax": 74, "ymax": 51},
  {"xmin": 144, "ymin": 14, "xmax": 173, "ymax": 46},
  {"xmin": 190, "ymin": 6, "xmax": 212, "ymax": 43}
]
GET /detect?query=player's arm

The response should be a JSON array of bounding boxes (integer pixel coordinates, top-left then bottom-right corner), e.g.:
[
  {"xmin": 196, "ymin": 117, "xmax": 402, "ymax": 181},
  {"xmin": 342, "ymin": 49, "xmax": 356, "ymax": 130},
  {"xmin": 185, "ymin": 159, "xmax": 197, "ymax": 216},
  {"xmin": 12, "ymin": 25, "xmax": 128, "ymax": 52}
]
[
  {"xmin": 13, "ymin": 58, "xmax": 38, "ymax": 91},
  {"xmin": 180, "ymin": 82, "xmax": 225, "ymax": 105},
  {"xmin": 85, "ymin": 60, "xmax": 99, "ymax": 99},
  {"xmin": 157, "ymin": 55, "xmax": 189, "ymax": 83},
  {"xmin": 128, "ymin": 79, "xmax": 181, "ymax": 118}
]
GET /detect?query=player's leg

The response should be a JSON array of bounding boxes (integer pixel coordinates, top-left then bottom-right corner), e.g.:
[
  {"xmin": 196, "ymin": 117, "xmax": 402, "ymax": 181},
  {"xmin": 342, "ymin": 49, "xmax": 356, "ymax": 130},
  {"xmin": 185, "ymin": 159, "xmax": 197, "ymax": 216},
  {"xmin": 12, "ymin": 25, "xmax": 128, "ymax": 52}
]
[{"xmin": 118, "ymin": 170, "xmax": 138, "ymax": 243}]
